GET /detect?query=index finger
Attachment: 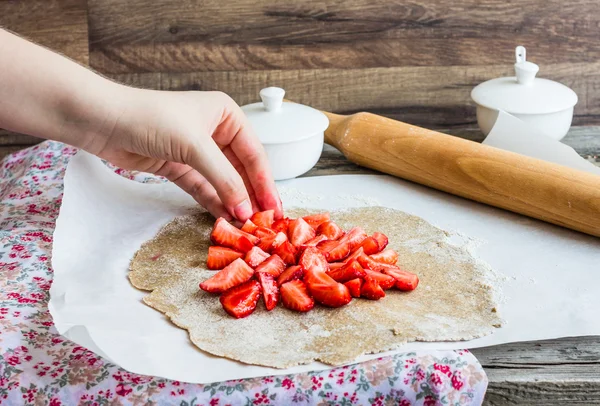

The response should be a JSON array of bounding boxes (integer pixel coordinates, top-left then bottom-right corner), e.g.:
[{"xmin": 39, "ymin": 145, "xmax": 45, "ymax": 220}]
[{"xmin": 226, "ymin": 107, "xmax": 283, "ymax": 219}]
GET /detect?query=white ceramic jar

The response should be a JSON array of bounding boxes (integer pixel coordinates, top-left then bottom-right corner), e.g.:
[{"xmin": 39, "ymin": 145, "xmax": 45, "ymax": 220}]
[
  {"xmin": 241, "ymin": 87, "xmax": 329, "ymax": 181},
  {"xmin": 471, "ymin": 46, "xmax": 578, "ymax": 140}
]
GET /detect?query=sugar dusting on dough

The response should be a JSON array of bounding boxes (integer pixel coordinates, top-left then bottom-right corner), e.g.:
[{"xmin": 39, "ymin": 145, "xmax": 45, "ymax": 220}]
[{"xmin": 129, "ymin": 207, "xmax": 503, "ymax": 369}]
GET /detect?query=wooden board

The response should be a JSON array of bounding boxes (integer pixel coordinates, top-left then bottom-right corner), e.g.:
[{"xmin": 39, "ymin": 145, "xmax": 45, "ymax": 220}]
[
  {"xmin": 0, "ymin": 0, "xmax": 89, "ymax": 64},
  {"xmin": 88, "ymin": 0, "xmax": 600, "ymax": 73},
  {"xmin": 110, "ymin": 63, "xmax": 600, "ymax": 127}
]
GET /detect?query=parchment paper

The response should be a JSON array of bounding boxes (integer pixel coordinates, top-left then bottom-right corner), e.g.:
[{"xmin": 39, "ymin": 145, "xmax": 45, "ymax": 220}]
[{"xmin": 49, "ymin": 151, "xmax": 600, "ymax": 383}]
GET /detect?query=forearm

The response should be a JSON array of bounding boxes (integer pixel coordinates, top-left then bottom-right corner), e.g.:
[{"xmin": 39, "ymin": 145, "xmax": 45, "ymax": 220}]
[{"xmin": 0, "ymin": 29, "xmax": 126, "ymax": 151}]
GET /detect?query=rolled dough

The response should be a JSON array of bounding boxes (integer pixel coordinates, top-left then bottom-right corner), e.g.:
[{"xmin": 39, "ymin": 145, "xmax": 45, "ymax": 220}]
[{"xmin": 129, "ymin": 207, "xmax": 501, "ymax": 368}]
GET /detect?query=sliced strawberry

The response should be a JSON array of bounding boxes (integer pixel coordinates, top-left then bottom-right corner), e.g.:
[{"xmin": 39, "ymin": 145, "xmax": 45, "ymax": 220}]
[
  {"xmin": 211, "ymin": 218, "xmax": 259, "ymax": 253},
  {"xmin": 370, "ymin": 249, "xmax": 399, "ymax": 265},
  {"xmin": 326, "ymin": 227, "xmax": 368, "ymax": 262},
  {"xmin": 280, "ymin": 280, "xmax": 314, "ymax": 312},
  {"xmin": 277, "ymin": 265, "xmax": 304, "ymax": 286},
  {"xmin": 381, "ymin": 266, "xmax": 419, "ymax": 291},
  {"xmin": 272, "ymin": 218, "xmax": 290, "ymax": 233},
  {"xmin": 360, "ymin": 237, "xmax": 381, "ymax": 255},
  {"xmin": 317, "ymin": 239, "xmax": 339, "ymax": 255},
  {"xmin": 272, "ymin": 241, "xmax": 297, "ymax": 265},
  {"xmin": 357, "ymin": 253, "xmax": 386, "ymax": 272},
  {"xmin": 372, "ymin": 232, "xmax": 389, "ymax": 251},
  {"xmin": 288, "ymin": 217, "xmax": 316, "ymax": 246},
  {"xmin": 344, "ymin": 246, "xmax": 365, "ymax": 265},
  {"xmin": 299, "ymin": 247, "xmax": 329, "ymax": 275},
  {"xmin": 206, "ymin": 246, "xmax": 243, "ymax": 270},
  {"xmin": 241, "ymin": 219, "xmax": 258, "ymax": 235},
  {"xmin": 255, "ymin": 254, "xmax": 286, "ymax": 277},
  {"xmin": 250, "ymin": 210, "xmax": 275, "ymax": 229},
  {"xmin": 200, "ymin": 258, "xmax": 254, "ymax": 293},
  {"xmin": 244, "ymin": 246, "xmax": 270, "ymax": 268},
  {"xmin": 258, "ymin": 231, "xmax": 287, "ymax": 253},
  {"xmin": 307, "ymin": 278, "xmax": 352, "ymax": 308},
  {"xmin": 344, "ymin": 278, "xmax": 362, "ymax": 298},
  {"xmin": 257, "ymin": 272, "xmax": 279, "ymax": 311},
  {"xmin": 302, "ymin": 213, "xmax": 330, "ymax": 229},
  {"xmin": 255, "ymin": 226, "xmax": 276, "ymax": 239},
  {"xmin": 327, "ymin": 260, "xmax": 366, "ymax": 283},
  {"xmin": 328, "ymin": 262, "xmax": 346, "ymax": 271},
  {"xmin": 364, "ymin": 269, "xmax": 396, "ymax": 290},
  {"xmin": 220, "ymin": 280, "xmax": 261, "ymax": 318},
  {"xmin": 300, "ymin": 234, "xmax": 329, "ymax": 248},
  {"xmin": 360, "ymin": 276, "xmax": 386, "ymax": 300},
  {"xmin": 316, "ymin": 221, "xmax": 344, "ymax": 240}
]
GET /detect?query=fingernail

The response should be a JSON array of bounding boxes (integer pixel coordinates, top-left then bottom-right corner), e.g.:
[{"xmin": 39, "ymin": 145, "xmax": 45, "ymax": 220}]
[{"xmin": 234, "ymin": 199, "xmax": 253, "ymax": 220}]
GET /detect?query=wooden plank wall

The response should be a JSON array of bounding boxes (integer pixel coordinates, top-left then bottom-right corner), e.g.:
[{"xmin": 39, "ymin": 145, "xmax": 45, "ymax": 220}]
[{"xmin": 1, "ymin": 0, "xmax": 600, "ymax": 156}]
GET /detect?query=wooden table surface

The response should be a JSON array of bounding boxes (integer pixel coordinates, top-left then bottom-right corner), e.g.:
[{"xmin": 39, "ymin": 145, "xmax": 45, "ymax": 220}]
[{"xmin": 304, "ymin": 126, "xmax": 600, "ymax": 406}]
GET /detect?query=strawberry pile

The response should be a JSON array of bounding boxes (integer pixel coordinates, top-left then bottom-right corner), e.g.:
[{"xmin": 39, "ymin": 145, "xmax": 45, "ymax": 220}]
[{"xmin": 199, "ymin": 210, "xmax": 419, "ymax": 318}]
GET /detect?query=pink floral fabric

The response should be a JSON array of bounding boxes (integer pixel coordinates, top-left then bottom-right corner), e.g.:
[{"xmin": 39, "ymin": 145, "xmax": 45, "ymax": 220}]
[{"xmin": 0, "ymin": 141, "xmax": 488, "ymax": 405}]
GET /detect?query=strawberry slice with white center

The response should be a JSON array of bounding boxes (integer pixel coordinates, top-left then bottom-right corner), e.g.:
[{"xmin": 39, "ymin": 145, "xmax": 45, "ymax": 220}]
[
  {"xmin": 302, "ymin": 212, "xmax": 330, "ymax": 229},
  {"xmin": 344, "ymin": 246, "xmax": 365, "ymax": 265},
  {"xmin": 254, "ymin": 226, "xmax": 276, "ymax": 239},
  {"xmin": 258, "ymin": 231, "xmax": 287, "ymax": 253},
  {"xmin": 211, "ymin": 218, "xmax": 259, "ymax": 253},
  {"xmin": 199, "ymin": 258, "xmax": 254, "ymax": 293},
  {"xmin": 255, "ymin": 254, "xmax": 286, "ymax": 277},
  {"xmin": 364, "ymin": 269, "xmax": 396, "ymax": 290},
  {"xmin": 327, "ymin": 260, "xmax": 366, "ymax": 283},
  {"xmin": 277, "ymin": 265, "xmax": 304, "ymax": 286},
  {"xmin": 360, "ymin": 276, "xmax": 386, "ymax": 300},
  {"xmin": 280, "ymin": 279, "xmax": 314, "ymax": 312},
  {"xmin": 326, "ymin": 227, "xmax": 368, "ymax": 262},
  {"xmin": 220, "ymin": 280, "xmax": 261, "ymax": 318},
  {"xmin": 299, "ymin": 247, "xmax": 329, "ymax": 274},
  {"xmin": 288, "ymin": 217, "xmax": 316, "ymax": 246},
  {"xmin": 206, "ymin": 246, "xmax": 243, "ymax": 270},
  {"xmin": 241, "ymin": 219, "xmax": 259, "ymax": 235},
  {"xmin": 251, "ymin": 210, "xmax": 275, "ymax": 229},
  {"xmin": 244, "ymin": 246, "xmax": 270, "ymax": 268},
  {"xmin": 316, "ymin": 239, "xmax": 339, "ymax": 256},
  {"xmin": 327, "ymin": 262, "xmax": 345, "ymax": 271},
  {"xmin": 316, "ymin": 221, "xmax": 344, "ymax": 240},
  {"xmin": 257, "ymin": 272, "xmax": 279, "ymax": 311},
  {"xmin": 381, "ymin": 265, "xmax": 419, "ymax": 291},
  {"xmin": 344, "ymin": 278, "xmax": 362, "ymax": 298},
  {"xmin": 272, "ymin": 241, "xmax": 297, "ymax": 265},
  {"xmin": 357, "ymin": 253, "xmax": 387, "ymax": 272},
  {"xmin": 300, "ymin": 234, "xmax": 329, "ymax": 248},
  {"xmin": 370, "ymin": 249, "xmax": 398, "ymax": 265}
]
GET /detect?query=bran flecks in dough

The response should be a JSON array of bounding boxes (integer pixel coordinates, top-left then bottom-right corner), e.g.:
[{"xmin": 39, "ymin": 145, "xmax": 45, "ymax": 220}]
[{"xmin": 129, "ymin": 207, "xmax": 502, "ymax": 369}]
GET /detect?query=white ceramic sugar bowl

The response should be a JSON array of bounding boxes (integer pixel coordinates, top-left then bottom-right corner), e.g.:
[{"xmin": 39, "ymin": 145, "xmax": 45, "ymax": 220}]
[
  {"xmin": 471, "ymin": 46, "xmax": 578, "ymax": 140},
  {"xmin": 241, "ymin": 87, "xmax": 329, "ymax": 180}
]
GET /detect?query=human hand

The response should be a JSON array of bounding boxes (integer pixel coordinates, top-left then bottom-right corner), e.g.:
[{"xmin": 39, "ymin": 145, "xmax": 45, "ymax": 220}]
[{"xmin": 91, "ymin": 88, "xmax": 282, "ymax": 222}]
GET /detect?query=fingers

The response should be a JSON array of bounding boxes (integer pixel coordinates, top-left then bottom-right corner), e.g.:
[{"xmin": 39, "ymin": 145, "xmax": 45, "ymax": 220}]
[
  {"xmin": 217, "ymin": 103, "xmax": 283, "ymax": 218},
  {"xmin": 221, "ymin": 146, "xmax": 260, "ymax": 213},
  {"xmin": 153, "ymin": 161, "xmax": 232, "ymax": 220},
  {"xmin": 185, "ymin": 138, "xmax": 254, "ymax": 221}
]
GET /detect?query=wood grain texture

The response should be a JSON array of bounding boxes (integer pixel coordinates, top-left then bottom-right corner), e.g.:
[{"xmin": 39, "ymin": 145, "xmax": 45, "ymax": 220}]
[
  {"xmin": 0, "ymin": 0, "xmax": 89, "ymax": 64},
  {"xmin": 109, "ymin": 62, "xmax": 600, "ymax": 128},
  {"xmin": 322, "ymin": 111, "xmax": 600, "ymax": 237},
  {"xmin": 88, "ymin": 0, "xmax": 600, "ymax": 73}
]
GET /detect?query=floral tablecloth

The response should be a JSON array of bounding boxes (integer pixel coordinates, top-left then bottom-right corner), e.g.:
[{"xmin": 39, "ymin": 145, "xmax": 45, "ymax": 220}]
[{"xmin": 0, "ymin": 141, "xmax": 488, "ymax": 405}]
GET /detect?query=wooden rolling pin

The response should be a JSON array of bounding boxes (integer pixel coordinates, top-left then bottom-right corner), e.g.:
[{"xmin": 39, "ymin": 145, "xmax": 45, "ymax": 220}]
[{"xmin": 321, "ymin": 111, "xmax": 600, "ymax": 238}]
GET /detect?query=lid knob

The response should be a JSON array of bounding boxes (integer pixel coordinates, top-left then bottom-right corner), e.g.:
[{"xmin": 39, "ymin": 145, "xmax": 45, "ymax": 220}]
[
  {"xmin": 514, "ymin": 46, "xmax": 539, "ymax": 86},
  {"xmin": 259, "ymin": 87, "xmax": 285, "ymax": 112}
]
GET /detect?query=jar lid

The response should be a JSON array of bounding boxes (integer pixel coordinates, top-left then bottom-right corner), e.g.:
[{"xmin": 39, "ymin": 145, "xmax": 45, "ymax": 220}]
[
  {"xmin": 241, "ymin": 87, "xmax": 329, "ymax": 145},
  {"xmin": 471, "ymin": 46, "xmax": 578, "ymax": 115}
]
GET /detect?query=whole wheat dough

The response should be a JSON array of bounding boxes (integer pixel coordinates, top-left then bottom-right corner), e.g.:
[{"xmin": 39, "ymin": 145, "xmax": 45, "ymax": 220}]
[{"xmin": 129, "ymin": 207, "xmax": 502, "ymax": 368}]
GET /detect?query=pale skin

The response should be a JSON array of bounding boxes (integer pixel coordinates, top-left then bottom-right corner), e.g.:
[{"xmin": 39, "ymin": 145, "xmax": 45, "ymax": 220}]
[{"xmin": 0, "ymin": 29, "xmax": 283, "ymax": 221}]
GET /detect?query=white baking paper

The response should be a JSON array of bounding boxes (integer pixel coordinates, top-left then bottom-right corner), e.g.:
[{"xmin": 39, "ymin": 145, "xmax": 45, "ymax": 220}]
[
  {"xmin": 49, "ymin": 151, "xmax": 600, "ymax": 384},
  {"xmin": 483, "ymin": 110, "xmax": 600, "ymax": 175}
]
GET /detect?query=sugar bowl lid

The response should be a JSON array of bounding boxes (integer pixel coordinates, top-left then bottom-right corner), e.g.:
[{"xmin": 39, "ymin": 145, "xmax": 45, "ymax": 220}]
[
  {"xmin": 241, "ymin": 87, "xmax": 329, "ymax": 145},
  {"xmin": 471, "ymin": 46, "xmax": 578, "ymax": 115}
]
